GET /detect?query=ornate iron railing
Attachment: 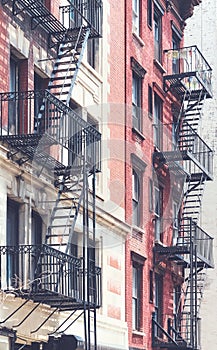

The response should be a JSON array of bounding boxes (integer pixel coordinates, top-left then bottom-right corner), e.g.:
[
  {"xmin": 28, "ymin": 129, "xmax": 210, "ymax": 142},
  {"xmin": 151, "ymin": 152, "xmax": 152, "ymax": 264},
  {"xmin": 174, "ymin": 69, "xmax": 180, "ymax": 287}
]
[
  {"xmin": 0, "ymin": 244, "xmax": 101, "ymax": 307},
  {"xmin": 60, "ymin": 0, "xmax": 103, "ymax": 38},
  {"xmin": 0, "ymin": 90, "xmax": 101, "ymax": 171}
]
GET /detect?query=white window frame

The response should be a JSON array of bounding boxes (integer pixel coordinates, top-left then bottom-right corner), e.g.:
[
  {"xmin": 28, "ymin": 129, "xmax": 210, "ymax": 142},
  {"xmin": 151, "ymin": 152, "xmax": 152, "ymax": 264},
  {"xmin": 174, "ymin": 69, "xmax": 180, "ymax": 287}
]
[{"xmin": 132, "ymin": 0, "xmax": 140, "ymax": 35}]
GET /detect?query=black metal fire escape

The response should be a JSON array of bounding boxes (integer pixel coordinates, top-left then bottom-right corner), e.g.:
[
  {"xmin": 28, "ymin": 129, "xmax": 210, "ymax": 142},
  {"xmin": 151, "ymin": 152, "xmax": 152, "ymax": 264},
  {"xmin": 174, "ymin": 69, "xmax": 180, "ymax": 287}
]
[
  {"xmin": 0, "ymin": 1, "xmax": 102, "ymax": 349},
  {"xmin": 152, "ymin": 46, "xmax": 214, "ymax": 350}
]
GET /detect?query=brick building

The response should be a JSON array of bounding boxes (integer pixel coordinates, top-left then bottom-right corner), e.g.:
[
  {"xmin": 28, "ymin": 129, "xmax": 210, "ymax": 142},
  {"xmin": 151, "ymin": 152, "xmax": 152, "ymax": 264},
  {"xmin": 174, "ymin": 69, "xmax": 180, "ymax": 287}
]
[
  {"xmin": 0, "ymin": 0, "xmax": 215, "ymax": 350},
  {"xmin": 123, "ymin": 1, "xmax": 214, "ymax": 350},
  {"xmin": 0, "ymin": 0, "xmax": 129, "ymax": 349}
]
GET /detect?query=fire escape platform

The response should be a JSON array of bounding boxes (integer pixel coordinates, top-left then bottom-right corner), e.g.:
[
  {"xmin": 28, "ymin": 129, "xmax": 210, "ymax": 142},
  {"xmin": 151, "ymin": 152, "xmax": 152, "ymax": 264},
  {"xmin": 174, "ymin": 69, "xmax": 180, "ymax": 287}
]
[
  {"xmin": 164, "ymin": 71, "xmax": 212, "ymax": 99},
  {"xmin": 3, "ymin": 0, "xmax": 102, "ymax": 46},
  {"xmin": 153, "ymin": 150, "xmax": 213, "ymax": 181},
  {"xmin": 0, "ymin": 133, "xmax": 69, "ymax": 174}
]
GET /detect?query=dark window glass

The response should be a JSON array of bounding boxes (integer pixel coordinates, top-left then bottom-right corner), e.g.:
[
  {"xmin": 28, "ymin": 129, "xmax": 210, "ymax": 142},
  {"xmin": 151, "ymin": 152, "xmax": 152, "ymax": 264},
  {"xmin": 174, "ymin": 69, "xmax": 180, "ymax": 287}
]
[
  {"xmin": 132, "ymin": 72, "xmax": 142, "ymax": 130},
  {"xmin": 147, "ymin": 0, "xmax": 152, "ymax": 27},
  {"xmin": 153, "ymin": 93, "xmax": 162, "ymax": 149},
  {"xmin": 132, "ymin": 169, "xmax": 141, "ymax": 226},
  {"xmin": 154, "ymin": 7, "xmax": 162, "ymax": 62},
  {"xmin": 132, "ymin": 262, "xmax": 142, "ymax": 330}
]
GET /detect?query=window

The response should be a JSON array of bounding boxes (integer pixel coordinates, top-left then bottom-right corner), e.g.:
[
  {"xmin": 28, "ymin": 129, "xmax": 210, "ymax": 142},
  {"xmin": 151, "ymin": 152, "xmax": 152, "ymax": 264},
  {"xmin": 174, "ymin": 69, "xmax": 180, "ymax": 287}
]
[
  {"xmin": 132, "ymin": 262, "xmax": 142, "ymax": 330},
  {"xmin": 87, "ymin": 38, "xmax": 99, "ymax": 71},
  {"xmin": 9, "ymin": 56, "xmax": 20, "ymax": 134},
  {"xmin": 132, "ymin": 0, "xmax": 140, "ymax": 35},
  {"xmin": 173, "ymin": 285, "xmax": 181, "ymax": 331},
  {"xmin": 131, "ymin": 154, "xmax": 146, "ymax": 227},
  {"xmin": 172, "ymin": 201, "xmax": 179, "ymax": 245},
  {"xmin": 149, "ymin": 270, "xmax": 154, "ymax": 302},
  {"xmin": 147, "ymin": 0, "xmax": 152, "ymax": 27},
  {"xmin": 132, "ymin": 72, "xmax": 142, "ymax": 130},
  {"xmin": 131, "ymin": 58, "xmax": 146, "ymax": 131},
  {"xmin": 155, "ymin": 274, "xmax": 163, "ymax": 334},
  {"xmin": 154, "ymin": 186, "xmax": 163, "ymax": 242},
  {"xmin": 172, "ymin": 31, "xmax": 181, "ymax": 74},
  {"xmin": 7, "ymin": 199, "xmax": 20, "ymax": 288},
  {"xmin": 154, "ymin": 6, "xmax": 162, "ymax": 62},
  {"xmin": 34, "ymin": 72, "xmax": 46, "ymax": 128},
  {"xmin": 132, "ymin": 169, "xmax": 140, "ymax": 226},
  {"xmin": 148, "ymin": 85, "xmax": 153, "ymax": 118},
  {"xmin": 68, "ymin": 102, "xmax": 83, "ymax": 167},
  {"xmin": 153, "ymin": 93, "xmax": 163, "ymax": 149},
  {"xmin": 87, "ymin": 114, "xmax": 100, "ymax": 171},
  {"xmin": 149, "ymin": 178, "xmax": 153, "ymax": 212}
]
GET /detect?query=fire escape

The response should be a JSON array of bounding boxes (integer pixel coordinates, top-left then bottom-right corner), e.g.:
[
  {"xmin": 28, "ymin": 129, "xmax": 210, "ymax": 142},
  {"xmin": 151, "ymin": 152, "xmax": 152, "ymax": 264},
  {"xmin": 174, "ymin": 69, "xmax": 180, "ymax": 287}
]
[
  {"xmin": 152, "ymin": 46, "xmax": 214, "ymax": 349},
  {"xmin": 0, "ymin": 1, "xmax": 102, "ymax": 349}
]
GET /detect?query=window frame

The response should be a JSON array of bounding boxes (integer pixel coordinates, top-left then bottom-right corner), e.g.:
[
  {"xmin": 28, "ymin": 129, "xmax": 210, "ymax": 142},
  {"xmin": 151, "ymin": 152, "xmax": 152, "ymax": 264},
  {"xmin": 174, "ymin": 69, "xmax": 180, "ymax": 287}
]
[
  {"xmin": 132, "ymin": 71, "xmax": 142, "ymax": 131},
  {"xmin": 154, "ymin": 185, "xmax": 163, "ymax": 242},
  {"xmin": 155, "ymin": 273, "xmax": 163, "ymax": 334},
  {"xmin": 132, "ymin": 169, "xmax": 141, "ymax": 227},
  {"xmin": 131, "ymin": 154, "xmax": 146, "ymax": 228},
  {"xmin": 153, "ymin": 93, "xmax": 163, "ymax": 150},
  {"xmin": 147, "ymin": 0, "xmax": 152, "ymax": 28},
  {"xmin": 132, "ymin": 256, "xmax": 143, "ymax": 331},
  {"xmin": 154, "ymin": 5, "xmax": 162, "ymax": 62},
  {"xmin": 87, "ymin": 38, "xmax": 99, "ymax": 71},
  {"xmin": 148, "ymin": 85, "xmax": 153, "ymax": 118},
  {"xmin": 132, "ymin": 0, "xmax": 140, "ymax": 36}
]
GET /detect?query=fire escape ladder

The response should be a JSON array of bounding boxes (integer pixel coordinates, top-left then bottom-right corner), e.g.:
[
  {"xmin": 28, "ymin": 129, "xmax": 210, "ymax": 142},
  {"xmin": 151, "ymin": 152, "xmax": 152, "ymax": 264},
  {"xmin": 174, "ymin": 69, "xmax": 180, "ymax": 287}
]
[
  {"xmin": 183, "ymin": 89, "xmax": 206, "ymax": 132},
  {"xmin": 181, "ymin": 174, "xmax": 205, "ymax": 225},
  {"xmin": 45, "ymin": 165, "xmax": 84, "ymax": 248},
  {"xmin": 48, "ymin": 26, "xmax": 90, "ymax": 106}
]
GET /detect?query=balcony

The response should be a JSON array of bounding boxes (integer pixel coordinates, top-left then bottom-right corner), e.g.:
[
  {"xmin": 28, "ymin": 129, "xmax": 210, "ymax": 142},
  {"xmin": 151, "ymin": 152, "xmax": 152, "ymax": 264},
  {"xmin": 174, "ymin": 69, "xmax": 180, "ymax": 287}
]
[
  {"xmin": 2, "ymin": 0, "xmax": 102, "ymax": 47},
  {"xmin": 154, "ymin": 218, "xmax": 214, "ymax": 269},
  {"xmin": 0, "ymin": 90, "xmax": 101, "ymax": 174},
  {"xmin": 60, "ymin": 0, "xmax": 103, "ymax": 38},
  {"xmin": 153, "ymin": 122, "xmax": 213, "ymax": 181},
  {"xmin": 164, "ymin": 46, "xmax": 212, "ymax": 99},
  {"xmin": 0, "ymin": 244, "xmax": 102, "ymax": 310}
]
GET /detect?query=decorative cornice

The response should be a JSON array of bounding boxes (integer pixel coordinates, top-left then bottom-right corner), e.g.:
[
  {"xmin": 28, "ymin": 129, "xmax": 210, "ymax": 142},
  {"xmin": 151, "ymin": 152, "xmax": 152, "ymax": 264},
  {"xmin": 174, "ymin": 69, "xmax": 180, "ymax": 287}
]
[{"xmin": 170, "ymin": 0, "xmax": 202, "ymax": 21}]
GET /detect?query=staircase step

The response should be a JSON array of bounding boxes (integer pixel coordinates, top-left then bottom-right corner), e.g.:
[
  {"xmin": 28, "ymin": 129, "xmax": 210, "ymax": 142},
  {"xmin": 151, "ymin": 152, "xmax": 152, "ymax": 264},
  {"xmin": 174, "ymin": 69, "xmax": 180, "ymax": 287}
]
[
  {"xmin": 53, "ymin": 67, "xmax": 76, "ymax": 73},
  {"xmin": 49, "ymin": 224, "xmax": 73, "ymax": 228},
  {"xmin": 53, "ymin": 215, "xmax": 75, "ymax": 219},
  {"xmin": 49, "ymin": 83, "xmax": 72, "ymax": 89},
  {"xmin": 50, "ymin": 75, "xmax": 75, "ymax": 82},
  {"xmin": 46, "ymin": 234, "xmax": 69, "ymax": 238}
]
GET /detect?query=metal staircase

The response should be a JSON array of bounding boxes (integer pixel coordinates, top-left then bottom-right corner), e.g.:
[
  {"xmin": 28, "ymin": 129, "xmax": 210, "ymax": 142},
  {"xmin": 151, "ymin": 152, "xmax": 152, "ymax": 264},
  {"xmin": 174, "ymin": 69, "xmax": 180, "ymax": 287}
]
[
  {"xmin": 47, "ymin": 26, "xmax": 90, "ymax": 105},
  {"xmin": 153, "ymin": 46, "xmax": 214, "ymax": 350}
]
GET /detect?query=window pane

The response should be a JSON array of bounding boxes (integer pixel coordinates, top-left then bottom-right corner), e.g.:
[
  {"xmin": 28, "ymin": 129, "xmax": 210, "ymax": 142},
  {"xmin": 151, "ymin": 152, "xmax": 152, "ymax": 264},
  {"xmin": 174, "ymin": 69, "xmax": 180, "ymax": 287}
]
[
  {"xmin": 132, "ymin": 0, "xmax": 139, "ymax": 35},
  {"xmin": 132, "ymin": 73, "xmax": 141, "ymax": 130},
  {"xmin": 132, "ymin": 170, "xmax": 140, "ymax": 226},
  {"xmin": 154, "ymin": 8, "xmax": 162, "ymax": 61},
  {"xmin": 132, "ymin": 264, "xmax": 142, "ymax": 330},
  {"xmin": 147, "ymin": 0, "xmax": 152, "ymax": 27}
]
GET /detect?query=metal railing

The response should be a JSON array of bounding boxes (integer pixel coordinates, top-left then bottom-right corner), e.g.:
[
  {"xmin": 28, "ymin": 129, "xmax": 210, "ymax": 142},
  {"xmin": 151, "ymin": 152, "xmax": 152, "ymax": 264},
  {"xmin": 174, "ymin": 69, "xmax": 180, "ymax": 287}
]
[
  {"xmin": 60, "ymin": 0, "xmax": 103, "ymax": 38},
  {"xmin": 0, "ymin": 244, "xmax": 102, "ymax": 307},
  {"xmin": 153, "ymin": 121, "xmax": 213, "ymax": 179},
  {"xmin": 179, "ymin": 122, "xmax": 213, "ymax": 178},
  {"xmin": 177, "ymin": 219, "xmax": 214, "ymax": 267},
  {"xmin": 0, "ymin": 90, "xmax": 101, "ymax": 171},
  {"xmin": 165, "ymin": 46, "xmax": 212, "ymax": 94}
]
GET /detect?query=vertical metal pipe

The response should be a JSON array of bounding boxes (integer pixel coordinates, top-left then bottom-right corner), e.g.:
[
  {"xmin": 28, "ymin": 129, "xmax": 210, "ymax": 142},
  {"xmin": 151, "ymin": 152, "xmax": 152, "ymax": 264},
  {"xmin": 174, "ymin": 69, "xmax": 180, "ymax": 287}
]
[{"xmin": 189, "ymin": 218, "xmax": 194, "ymax": 347}]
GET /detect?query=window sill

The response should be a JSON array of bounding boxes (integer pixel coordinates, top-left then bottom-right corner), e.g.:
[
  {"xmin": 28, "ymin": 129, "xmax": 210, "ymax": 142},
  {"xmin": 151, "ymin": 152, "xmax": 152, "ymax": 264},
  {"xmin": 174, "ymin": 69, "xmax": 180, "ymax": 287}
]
[
  {"xmin": 153, "ymin": 59, "xmax": 167, "ymax": 74},
  {"xmin": 132, "ymin": 32, "xmax": 145, "ymax": 47},
  {"xmin": 132, "ymin": 330, "xmax": 146, "ymax": 337},
  {"xmin": 154, "ymin": 239, "xmax": 165, "ymax": 247},
  {"xmin": 132, "ymin": 225, "xmax": 146, "ymax": 235},
  {"xmin": 132, "ymin": 127, "xmax": 146, "ymax": 141}
]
